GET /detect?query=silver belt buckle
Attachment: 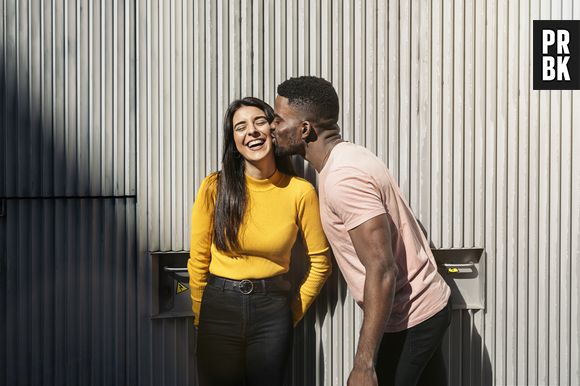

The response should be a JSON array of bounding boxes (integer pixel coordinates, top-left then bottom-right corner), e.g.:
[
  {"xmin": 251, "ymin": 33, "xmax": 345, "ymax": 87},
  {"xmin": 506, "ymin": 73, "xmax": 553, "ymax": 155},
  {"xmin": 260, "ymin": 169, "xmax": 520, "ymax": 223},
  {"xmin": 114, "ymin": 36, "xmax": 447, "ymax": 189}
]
[{"xmin": 239, "ymin": 280, "xmax": 254, "ymax": 295}]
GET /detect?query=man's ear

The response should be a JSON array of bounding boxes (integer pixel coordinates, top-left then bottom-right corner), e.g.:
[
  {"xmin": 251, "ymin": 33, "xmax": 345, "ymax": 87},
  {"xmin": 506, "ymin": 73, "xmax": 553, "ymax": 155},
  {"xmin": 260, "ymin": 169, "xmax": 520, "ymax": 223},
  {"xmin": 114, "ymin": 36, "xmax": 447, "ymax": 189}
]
[
  {"xmin": 300, "ymin": 121, "xmax": 313, "ymax": 139},
  {"xmin": 301, "ymin": 121, "xmax": 318, "ymax": 143}
]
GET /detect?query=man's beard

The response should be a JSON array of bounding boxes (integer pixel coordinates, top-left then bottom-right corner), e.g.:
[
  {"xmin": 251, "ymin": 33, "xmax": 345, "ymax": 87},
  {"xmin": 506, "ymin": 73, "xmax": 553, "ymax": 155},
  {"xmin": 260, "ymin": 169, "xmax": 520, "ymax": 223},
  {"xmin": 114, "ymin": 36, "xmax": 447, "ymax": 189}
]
[
  {"xmin": 274, "ymin": 142, "xmax": 303, "ymax": 157},
  {"xmin": 274, "ymin": 129, "xmax": 304, "ymax": 156}
]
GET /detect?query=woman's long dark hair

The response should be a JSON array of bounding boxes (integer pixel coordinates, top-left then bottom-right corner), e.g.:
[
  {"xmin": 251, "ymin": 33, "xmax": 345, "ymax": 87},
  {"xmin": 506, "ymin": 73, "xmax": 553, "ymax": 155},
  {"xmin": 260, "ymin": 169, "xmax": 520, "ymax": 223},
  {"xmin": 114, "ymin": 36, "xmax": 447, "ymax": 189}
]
[{"xmin": 213, "ymin": 97, "xmax": 295, "ymax": 253}]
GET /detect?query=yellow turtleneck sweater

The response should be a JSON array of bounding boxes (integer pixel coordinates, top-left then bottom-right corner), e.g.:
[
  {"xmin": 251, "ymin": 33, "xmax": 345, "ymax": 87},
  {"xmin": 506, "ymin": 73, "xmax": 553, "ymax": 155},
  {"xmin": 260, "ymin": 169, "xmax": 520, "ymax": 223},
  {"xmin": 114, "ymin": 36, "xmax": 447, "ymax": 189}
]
[{"xmin": 188, "ymin": 170, "xmax": 332, "ymax": 326}]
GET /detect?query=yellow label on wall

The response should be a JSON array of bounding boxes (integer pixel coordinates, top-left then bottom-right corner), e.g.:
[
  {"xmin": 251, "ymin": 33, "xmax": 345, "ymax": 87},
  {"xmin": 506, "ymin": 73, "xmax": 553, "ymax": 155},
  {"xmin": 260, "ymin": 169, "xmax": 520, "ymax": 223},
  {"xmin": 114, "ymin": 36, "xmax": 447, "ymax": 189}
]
[{"xmin": 176, "ymin": 282, "xmax": 189, "ymax": 294}]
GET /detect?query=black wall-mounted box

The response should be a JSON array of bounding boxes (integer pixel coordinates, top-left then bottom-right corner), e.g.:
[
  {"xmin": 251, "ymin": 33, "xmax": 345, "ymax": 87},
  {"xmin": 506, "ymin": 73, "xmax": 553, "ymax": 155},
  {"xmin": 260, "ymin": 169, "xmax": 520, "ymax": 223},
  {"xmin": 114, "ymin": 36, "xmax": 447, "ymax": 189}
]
[{"xmin": 151, "ymin": 251, "xmax": 193, "ymax": 319}]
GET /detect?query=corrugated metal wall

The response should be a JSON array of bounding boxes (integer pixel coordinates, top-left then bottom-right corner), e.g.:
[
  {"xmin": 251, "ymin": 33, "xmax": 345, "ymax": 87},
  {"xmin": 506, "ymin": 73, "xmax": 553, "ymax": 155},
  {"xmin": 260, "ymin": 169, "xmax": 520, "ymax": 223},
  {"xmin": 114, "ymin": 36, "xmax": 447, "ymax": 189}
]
[
  {"xmin": 2, "ymin": 0, "xmax": 579, "ymax": 385},
  {"xmin": 0, "ymin": 0, "xmax": 136, "ymax": 198},
  {"xmin": 0, "ymin": 198, "xmax": 138, "ymax": 386},
  {"xmin": 136, "ymin": 0, "xmax": 580, "ymax": 385},
  {"xmin": 0, "ymin": 1, "xmax": 139, "ymax": 386}
]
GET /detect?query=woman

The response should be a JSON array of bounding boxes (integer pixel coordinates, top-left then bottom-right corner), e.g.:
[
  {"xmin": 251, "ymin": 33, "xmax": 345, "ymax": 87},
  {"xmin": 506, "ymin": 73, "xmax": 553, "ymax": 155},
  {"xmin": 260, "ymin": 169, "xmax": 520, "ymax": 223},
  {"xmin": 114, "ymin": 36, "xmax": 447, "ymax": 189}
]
[{"xmin": 188, "ymin": 97, "xmax": 332, "ymax": 386}]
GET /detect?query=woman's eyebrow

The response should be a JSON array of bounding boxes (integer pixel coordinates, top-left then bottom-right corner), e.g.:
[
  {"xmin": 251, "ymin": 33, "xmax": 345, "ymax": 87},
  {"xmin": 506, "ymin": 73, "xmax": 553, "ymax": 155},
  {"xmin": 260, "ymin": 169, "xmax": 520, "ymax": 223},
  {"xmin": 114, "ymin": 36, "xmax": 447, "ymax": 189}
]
[{"xmin": 234, "ymin": 114, "xmax": 266, "ymax": 128}]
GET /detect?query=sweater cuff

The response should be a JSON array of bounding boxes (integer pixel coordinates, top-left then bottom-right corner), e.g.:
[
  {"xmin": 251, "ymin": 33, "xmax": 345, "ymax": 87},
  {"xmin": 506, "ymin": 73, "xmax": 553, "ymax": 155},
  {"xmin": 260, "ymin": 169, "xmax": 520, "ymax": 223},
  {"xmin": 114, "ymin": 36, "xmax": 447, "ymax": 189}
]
[
  {"xmin": 291, "ymin": 295, "xmax": 304, "ymax": 326},
  {"xmin": 192, "ymin": 300, "xmax": 201, "ymax": 326}
]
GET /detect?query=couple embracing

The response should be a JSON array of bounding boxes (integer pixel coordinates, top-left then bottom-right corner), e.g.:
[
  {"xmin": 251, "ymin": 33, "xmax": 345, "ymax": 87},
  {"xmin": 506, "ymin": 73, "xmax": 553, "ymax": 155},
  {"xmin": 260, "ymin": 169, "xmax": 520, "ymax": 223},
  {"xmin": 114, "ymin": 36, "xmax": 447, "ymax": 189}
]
[{"xmin": 188, "ymin": 76, "xmax": 451, "ymax": 386}]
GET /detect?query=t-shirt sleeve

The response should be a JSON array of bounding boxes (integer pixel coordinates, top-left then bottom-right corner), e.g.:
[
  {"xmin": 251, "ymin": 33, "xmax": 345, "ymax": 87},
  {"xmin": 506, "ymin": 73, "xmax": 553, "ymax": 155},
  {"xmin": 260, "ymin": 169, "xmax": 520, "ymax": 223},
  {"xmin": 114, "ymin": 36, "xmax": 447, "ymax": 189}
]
[{"xmin": 326, "ymin": 168, "xmax": 387, "ymax": 231}]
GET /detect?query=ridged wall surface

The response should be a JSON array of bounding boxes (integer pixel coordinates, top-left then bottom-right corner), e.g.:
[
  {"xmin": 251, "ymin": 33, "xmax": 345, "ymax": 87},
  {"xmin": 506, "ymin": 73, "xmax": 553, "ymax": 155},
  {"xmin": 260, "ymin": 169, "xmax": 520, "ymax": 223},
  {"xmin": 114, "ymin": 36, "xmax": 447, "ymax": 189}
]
[
  {"xmin": 0, "ymin": 1, "xmax": 139, "ymax": 386},
  {"xmin": 0, "ymin": 0, "xmax": 136, "ymax": 198},
  {"xmin": 2, "ymin": 0, "xmax": 579, "ymax": 385},
  {"xmin": 0, "ymin": 198, "xmax": 138, "ymax": 386},
  {"xmin": 136, "ymin": 1, "xmax": 580, "ymax": 385}
]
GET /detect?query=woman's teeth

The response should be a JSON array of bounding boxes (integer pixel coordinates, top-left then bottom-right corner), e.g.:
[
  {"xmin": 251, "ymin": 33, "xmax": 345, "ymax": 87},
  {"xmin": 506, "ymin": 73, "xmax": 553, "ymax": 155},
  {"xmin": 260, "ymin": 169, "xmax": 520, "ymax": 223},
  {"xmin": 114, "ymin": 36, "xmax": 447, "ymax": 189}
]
[{"xmin": 247, "ymin": 139, "xmax": 265, "ymax": 149}]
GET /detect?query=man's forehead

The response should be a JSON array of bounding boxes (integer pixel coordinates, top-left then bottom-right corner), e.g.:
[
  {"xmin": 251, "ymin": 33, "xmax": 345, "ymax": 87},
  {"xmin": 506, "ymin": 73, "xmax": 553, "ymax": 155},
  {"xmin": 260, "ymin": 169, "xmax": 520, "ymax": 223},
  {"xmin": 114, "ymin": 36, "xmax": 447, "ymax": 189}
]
[
  {"xmin": 274, "ymin": 95, "xmax": 289, "ymax": 108},
  {"xmin": 274, "ymin": 95, "xmax": 296, "ymax": 115}
]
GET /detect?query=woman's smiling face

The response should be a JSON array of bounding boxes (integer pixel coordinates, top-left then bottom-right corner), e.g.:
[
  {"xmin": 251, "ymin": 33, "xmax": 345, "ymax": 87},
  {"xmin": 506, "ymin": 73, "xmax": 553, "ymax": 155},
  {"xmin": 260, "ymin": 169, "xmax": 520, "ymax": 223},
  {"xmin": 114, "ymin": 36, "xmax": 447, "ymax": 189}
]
[{"xmin": 232, "ymin": 105, "xmax": 275, "ymax": 165}]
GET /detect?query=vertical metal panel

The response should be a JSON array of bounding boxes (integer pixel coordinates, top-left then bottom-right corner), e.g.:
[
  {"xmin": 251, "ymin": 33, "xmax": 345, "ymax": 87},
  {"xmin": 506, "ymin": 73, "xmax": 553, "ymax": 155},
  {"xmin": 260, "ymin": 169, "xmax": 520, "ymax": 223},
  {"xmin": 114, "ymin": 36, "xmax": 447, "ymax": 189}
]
[
  {"xmin": 0, "ymin": 198, "xmax": 138, "ymax": 386},
  {"xmin": 0, "ymin": 0, "xmax": 5, "ymax": 196},
  {"xmin": 516, "ymin": 1, "xmax": 531, "ymax": 385},
  {"xmin": 430, "ymin": 0, "xmax": 442, "ymax": 246},
  {"xmin": 416, "ymin": 0, "xmax": 431, "ymax": 228},
  {"xmin": 1, "ymin": 2, "xmax": 138, "ymax": 386},
  {"xmin": 528, "ymin": 1, "xmax": 541, "ymax": 385},
  {"xmin": 572, "ymin": 9, "xmax": 580, "ymax": 386},
  {"xmin": 441, "ymin": 0, "xmax": 454, "ymax": 248},
  {"xmin": 0, "ymin": 0, "xmax": 135, "ymax": 198},
  {"xmin": 483, "ymin": 0, "xmax": 499, "ymax": 383},
  {"xmin": 538, "ymin": 1, "xmax": 551, "ymax": 384}
]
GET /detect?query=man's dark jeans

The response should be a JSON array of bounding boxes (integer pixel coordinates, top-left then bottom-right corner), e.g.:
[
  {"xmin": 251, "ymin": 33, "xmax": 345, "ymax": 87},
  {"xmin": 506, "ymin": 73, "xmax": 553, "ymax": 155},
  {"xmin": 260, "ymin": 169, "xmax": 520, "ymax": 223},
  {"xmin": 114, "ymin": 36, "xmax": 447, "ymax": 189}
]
[
  {"xmin": 376, "ymin": 300, "xmax": 452, "ymax": 386},
  {"xmin": 196, "ymin": 282, "xmax": 293, "ymax": 386}
]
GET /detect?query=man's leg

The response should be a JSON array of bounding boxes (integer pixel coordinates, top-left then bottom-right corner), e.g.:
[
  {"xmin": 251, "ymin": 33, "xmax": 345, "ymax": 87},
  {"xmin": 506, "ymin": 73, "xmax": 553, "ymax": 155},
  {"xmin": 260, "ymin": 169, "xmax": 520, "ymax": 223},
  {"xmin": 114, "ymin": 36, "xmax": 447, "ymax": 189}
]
[
  {"xmin": 376, "ymin": 301, "xmax": 451, "ymax": 386},
  {"xmin": 375, "ymin": 329, "xmax": 408, "ymax": 385},
  {"xmin": 417, "ymin": 344, "xmax": 448, "ymax": 386}
]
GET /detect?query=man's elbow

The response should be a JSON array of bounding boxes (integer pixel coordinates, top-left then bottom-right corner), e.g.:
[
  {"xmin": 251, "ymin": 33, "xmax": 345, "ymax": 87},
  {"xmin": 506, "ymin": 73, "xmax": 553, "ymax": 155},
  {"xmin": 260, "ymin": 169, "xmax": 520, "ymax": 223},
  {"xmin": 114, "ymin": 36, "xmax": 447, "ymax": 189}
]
[
  {"xmin": 380, "ymin": 261, "xmax": 398, "ymax": 286},
  {"xmin": 367, "ymin": 258, "xmax": 398, "ymax": 282}
]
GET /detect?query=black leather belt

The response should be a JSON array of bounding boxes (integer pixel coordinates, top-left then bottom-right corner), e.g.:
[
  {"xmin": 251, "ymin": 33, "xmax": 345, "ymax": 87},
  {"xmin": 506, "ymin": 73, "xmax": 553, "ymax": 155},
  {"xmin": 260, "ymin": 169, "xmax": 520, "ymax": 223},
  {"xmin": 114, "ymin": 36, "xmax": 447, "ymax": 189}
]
[{"xmin": 207, "ymin": 274, "xmax": 291, "ymax": 295}]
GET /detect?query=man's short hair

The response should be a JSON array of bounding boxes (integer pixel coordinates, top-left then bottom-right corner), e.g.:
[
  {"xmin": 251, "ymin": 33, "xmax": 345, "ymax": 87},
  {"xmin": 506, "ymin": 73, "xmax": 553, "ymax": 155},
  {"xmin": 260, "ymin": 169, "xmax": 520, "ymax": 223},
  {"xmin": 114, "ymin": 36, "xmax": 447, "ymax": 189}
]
[{"xmin": 277, "ymin": 76, "xmax": 339, "ymax": 126}]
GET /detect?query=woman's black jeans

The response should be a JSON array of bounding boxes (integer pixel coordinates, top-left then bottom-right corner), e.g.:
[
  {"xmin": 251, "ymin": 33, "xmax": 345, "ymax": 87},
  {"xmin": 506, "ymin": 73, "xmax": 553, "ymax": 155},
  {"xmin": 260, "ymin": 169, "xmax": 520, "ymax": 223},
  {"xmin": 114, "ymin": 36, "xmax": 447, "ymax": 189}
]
[{"xmin": 196, "ymin": 277, "xmax": 293, "ymax": 386}]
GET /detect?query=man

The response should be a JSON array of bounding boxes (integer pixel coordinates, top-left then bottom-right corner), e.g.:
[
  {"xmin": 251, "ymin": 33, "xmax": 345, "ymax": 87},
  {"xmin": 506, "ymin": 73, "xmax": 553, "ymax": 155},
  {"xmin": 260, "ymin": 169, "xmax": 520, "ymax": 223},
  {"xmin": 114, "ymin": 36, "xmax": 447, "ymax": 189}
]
[{"xmin": 270, "ymin": 76, "xmax": 451, "ymax": 386}]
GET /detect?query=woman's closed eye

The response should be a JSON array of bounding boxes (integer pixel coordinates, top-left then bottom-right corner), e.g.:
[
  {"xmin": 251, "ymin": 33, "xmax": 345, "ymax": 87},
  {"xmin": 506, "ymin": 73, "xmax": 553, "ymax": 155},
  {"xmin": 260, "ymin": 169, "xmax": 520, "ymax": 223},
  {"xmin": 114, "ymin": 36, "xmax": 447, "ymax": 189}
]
[{"xmin": 254, "ymin": 118, "xmax": 268, "ymax": 126}]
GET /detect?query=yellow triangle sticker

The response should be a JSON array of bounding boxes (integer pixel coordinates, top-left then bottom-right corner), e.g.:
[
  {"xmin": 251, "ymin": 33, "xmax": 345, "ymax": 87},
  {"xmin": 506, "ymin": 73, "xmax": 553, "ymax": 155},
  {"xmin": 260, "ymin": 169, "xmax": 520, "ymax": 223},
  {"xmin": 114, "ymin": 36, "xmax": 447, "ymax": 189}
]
[{"xmin": 176, "ymin": 282, "xmax": 189, "ymax": 294}]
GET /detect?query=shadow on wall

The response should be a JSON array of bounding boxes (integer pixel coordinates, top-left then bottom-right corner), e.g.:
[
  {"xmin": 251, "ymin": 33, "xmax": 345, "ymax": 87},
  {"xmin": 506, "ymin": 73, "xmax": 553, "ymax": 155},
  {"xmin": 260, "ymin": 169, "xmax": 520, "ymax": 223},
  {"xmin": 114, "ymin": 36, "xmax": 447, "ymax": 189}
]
[{"xmin": 0, "ymin": 52, "xmax": 141, "ymax": 386}]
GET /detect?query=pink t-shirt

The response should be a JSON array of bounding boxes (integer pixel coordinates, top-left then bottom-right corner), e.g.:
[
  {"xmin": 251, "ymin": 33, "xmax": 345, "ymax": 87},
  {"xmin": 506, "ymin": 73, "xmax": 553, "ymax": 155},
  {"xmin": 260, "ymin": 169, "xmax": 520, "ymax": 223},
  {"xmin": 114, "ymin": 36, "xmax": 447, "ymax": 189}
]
[{"xmin": 319, "ymin": 142, "xmax": 450, "ymax": 332}]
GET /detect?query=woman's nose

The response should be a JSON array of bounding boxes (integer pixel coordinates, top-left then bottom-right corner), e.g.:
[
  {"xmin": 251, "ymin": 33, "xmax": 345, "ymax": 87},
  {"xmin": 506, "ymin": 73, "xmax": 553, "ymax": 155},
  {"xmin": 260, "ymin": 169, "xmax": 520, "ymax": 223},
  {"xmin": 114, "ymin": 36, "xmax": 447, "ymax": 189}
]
[{"xmin": 247, "ymin": 123, "xmax": 260, "ymax": 136}]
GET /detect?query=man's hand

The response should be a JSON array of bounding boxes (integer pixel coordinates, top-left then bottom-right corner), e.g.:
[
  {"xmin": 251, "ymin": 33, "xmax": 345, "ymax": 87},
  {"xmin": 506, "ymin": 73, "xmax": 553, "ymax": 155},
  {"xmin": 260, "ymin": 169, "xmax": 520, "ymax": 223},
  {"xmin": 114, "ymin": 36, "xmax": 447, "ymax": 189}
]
[{"xmin": 347, "ymin": 363, "xmax": 378, "ymax": 386}]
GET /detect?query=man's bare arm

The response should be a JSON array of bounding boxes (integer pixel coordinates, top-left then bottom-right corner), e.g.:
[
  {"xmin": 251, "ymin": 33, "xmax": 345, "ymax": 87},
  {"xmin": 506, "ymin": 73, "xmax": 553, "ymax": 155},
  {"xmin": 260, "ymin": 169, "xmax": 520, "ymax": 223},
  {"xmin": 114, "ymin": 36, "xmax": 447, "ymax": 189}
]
[{"xmin": 347, "ymin": 214, "xmax": 398, "ymax": 386}]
